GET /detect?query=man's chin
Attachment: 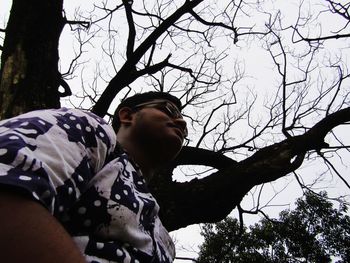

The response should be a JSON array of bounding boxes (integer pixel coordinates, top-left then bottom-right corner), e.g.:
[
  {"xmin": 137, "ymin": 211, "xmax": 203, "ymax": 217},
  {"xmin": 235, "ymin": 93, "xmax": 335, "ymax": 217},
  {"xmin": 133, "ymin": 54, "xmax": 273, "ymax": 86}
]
[{"xmin": 159, "ymin": 139, "xmax": 182, "ymax": 161}]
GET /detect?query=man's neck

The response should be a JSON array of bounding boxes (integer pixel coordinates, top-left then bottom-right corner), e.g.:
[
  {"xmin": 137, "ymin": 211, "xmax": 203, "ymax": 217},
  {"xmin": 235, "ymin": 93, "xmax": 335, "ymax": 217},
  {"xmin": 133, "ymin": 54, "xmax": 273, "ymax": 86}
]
[{"xmin": 116, "ymin": 134, "xmax": 156, "ymax": 182}]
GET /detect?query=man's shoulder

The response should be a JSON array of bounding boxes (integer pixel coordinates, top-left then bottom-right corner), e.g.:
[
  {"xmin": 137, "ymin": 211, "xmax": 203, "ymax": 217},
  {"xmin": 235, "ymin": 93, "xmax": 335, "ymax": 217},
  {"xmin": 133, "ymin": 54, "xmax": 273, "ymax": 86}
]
[
  {"xmin": 46, "ymin": 108, "xmax": 108, "ymax": 125},
  {"xmin": 21, "ymin": 108, "xmax": 111, "ymax": 130},
  {"xmin": 0, "ymin": 107, "xmax": 117, "ymax": 146}
]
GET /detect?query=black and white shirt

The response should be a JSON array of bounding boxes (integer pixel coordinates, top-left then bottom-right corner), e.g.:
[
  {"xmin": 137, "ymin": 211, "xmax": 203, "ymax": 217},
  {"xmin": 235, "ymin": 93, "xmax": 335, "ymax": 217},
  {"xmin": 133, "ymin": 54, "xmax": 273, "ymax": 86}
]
[{"xmin": 0, "ymin": 108, "xmax": 175, "ymax": 263}]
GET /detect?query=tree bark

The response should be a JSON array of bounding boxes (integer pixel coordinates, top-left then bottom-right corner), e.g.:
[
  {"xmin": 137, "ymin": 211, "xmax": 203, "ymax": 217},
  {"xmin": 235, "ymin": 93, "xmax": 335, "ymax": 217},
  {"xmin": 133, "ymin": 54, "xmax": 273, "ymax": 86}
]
[{"xmin": 0, "ymin": 0, "xmax": 65, "ymax": 120}]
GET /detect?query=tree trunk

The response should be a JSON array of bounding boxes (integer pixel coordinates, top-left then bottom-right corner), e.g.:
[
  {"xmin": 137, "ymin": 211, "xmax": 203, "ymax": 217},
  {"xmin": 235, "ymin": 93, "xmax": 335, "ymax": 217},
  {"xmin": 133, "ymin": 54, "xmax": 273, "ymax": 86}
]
[{"xmin": 0, "ymin": 0, "xmax": 65, "ymax": 120}]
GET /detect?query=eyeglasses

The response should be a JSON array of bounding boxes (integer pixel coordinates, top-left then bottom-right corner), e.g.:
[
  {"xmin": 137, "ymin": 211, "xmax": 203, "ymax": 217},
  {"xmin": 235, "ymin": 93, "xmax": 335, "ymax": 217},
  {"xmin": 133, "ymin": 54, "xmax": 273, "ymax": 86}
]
[
  {"xmin": 133, "ymin": 100, "xmax": 183, "ymax": 119},
  {"xmin": 133, "ymin": 99, "xmax": 188, "ymax": 137}
]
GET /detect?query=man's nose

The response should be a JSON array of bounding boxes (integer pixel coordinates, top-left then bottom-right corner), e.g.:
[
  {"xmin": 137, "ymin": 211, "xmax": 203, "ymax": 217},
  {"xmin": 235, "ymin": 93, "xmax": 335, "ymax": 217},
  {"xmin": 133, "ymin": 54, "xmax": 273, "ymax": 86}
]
[{"xmin": 174, "ymin": 118, "xmax": 188, "ymax": 137}]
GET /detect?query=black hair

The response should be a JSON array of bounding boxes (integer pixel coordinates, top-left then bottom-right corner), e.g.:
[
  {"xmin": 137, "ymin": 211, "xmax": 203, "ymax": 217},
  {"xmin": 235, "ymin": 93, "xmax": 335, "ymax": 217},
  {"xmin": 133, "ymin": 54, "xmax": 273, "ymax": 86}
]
[{"xmin": 112, "ymin": 91, "xmax": 182, "ymax": 132}]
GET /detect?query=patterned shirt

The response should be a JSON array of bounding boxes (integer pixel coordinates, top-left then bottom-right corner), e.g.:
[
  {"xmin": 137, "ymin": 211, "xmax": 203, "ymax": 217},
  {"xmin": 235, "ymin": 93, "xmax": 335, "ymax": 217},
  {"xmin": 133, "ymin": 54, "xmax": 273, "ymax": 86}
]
[{"xmin": 0, "ymin": 108, "xmax": 175, "ymax": 263}]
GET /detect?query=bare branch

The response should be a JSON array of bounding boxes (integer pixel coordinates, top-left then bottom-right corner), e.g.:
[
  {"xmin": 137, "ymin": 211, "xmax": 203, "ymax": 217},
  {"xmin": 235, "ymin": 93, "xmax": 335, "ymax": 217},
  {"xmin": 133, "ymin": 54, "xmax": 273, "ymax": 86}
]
[
  {"xmin": 92, "ymin": 0, "xmax": 205, "ymax": 116},
  {"xmin": 189, "ymin": 9, "xmax": 235, "ymax": 32},
  {"xmin": 123, "ymin": 0, "xmax": 136, "ymax": 59},
  {"xmin": 293, "ymin": 27, "xmax": 350, "ymax": 43},
  {"xmin": 318, "ymin": 150, "xmax": 350, "ymax": 190},
  {"xmin": 65, "ymin": 19, "xmax": 90, "ymax": 29}
]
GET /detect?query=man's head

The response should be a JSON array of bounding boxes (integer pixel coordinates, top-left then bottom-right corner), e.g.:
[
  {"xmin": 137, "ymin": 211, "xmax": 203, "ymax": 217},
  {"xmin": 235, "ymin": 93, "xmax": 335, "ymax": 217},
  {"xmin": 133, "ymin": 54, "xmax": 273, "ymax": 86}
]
[
  {"xmin": 112, "ymin": 92, "xmax": 187, "ymax": 167},
  {"xmin": 112, "ymin": 92, "xmax": 183, "ymax": 132}
]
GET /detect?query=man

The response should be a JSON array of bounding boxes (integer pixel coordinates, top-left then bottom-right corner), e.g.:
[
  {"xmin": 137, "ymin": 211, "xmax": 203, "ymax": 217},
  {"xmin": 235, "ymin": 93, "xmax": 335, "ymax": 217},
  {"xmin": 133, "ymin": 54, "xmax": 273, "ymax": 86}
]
[{"xmin": 0, "ymin": 92, "xmax": 187, "ymax": 263}]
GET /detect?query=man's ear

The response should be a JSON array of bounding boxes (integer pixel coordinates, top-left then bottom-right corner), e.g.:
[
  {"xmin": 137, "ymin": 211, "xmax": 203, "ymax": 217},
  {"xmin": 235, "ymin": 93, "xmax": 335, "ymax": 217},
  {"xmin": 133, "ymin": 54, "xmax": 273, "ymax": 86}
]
[{"xmin": 118, "ymin": 107, "xmax": 134, "ymax": 126}]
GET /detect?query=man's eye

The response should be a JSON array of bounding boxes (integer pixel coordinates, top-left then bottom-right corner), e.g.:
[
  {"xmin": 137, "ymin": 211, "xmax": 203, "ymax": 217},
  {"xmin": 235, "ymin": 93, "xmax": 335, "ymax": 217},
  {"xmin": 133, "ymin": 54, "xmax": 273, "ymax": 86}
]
[
  {"xmin": 156, "ymin": 106, "xmax": 169, "ymax": 115},
  {"xmin": 163, "ymin": 108, "xmax": 173, "ymax": 116},
  {"xmin": 165, "ymin": 106, "xmax": 177, "ymax": 117}
]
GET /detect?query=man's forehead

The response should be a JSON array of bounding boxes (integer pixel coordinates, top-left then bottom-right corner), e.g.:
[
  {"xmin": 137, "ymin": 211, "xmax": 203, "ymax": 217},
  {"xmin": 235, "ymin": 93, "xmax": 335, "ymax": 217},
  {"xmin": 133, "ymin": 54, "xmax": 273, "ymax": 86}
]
[{"xmin": 135, "ymin": 99, "xmax": 179, "ymax": 108}]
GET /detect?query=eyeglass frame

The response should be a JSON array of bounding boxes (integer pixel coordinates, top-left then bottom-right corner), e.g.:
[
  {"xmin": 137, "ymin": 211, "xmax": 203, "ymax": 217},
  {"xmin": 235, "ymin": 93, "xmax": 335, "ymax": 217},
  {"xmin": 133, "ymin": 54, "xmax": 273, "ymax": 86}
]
[{"xmin": 132, "ymin": 99, "xmax": 188, "ymax": 137}]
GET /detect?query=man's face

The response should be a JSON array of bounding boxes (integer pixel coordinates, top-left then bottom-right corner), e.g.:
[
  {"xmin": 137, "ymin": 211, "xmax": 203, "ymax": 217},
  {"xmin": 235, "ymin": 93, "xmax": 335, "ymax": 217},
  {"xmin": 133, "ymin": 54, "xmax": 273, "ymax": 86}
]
[{"xmin": 131, "ymin": 99, "xmax": 187, "ymax": 160}]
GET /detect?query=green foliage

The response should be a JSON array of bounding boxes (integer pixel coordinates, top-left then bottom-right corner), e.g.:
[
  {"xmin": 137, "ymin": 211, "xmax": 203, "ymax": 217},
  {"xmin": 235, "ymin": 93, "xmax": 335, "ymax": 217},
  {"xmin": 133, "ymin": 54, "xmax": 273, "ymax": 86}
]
[{"xmin": 197, "ymin": 191, "xmax": 350, "ymax": 263}]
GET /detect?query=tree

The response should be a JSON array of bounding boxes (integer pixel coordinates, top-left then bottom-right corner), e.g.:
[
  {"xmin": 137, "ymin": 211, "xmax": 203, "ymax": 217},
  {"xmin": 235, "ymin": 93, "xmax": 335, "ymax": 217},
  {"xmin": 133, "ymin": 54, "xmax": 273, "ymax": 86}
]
[
  {"xmin": 197, "ymin": 191, "xmax": 350, "ymax": 263},
  {"xmin": 0, "ymin": 0, "xmax": 349, "ymax": 232},
  {"xmin": 0, "ymin": 0, "xmax": 66, "ymax": 118}
]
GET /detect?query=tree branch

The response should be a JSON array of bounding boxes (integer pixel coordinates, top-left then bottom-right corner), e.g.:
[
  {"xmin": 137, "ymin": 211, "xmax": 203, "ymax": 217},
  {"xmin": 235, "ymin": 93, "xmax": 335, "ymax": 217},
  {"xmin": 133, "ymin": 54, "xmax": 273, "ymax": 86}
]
[
  {"xmin": 158, "ymin": 107, "xmax": 350, "ymax": 230},
  {"xmin": 92, "ymin": 0, "xmax": 204, "ymax": 117},
  {"xmin": 174, "ymin": 146, "xmax": 238, "ymax": 169},
  {"xmin": 189, "ymin": 9, "xmax": 235, "ymax": 32},
  {"xmin": 65, "ymin": 19, "xmax": 90, "ymax": 29},
  {"xmin": 122, "ymin": 0, "xmax": 136, "ymax": 59},
  {"xmin": 133, "ymin": 54, "xmax": 172, "ymax": 78},
  {"xmin": 292, "ymin": 25, "xmax": 350, "ymax": 43}
]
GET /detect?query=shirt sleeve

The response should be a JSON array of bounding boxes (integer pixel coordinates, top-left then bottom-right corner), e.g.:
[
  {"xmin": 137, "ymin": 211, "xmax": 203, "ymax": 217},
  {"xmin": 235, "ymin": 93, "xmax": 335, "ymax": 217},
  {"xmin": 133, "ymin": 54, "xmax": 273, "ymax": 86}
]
[{"xmin": 0, "ymin": 108, "xmax": 116, "ymax": 214}]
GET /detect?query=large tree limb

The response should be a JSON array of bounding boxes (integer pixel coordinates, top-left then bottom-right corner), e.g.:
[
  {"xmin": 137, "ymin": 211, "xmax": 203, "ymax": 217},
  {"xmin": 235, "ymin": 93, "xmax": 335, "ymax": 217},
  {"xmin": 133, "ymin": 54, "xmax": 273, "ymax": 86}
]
[{"xmin": 154, "ymin": 107, "xmax": 350, "ymax": 231}]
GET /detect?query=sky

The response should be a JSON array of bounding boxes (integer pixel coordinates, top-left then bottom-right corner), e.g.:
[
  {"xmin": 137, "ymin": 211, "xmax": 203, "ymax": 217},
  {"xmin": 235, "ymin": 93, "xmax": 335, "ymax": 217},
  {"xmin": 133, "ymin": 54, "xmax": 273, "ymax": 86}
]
[{"xmin": 1, "ymin": 1, "xmax": 350, "ymax": 262}]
